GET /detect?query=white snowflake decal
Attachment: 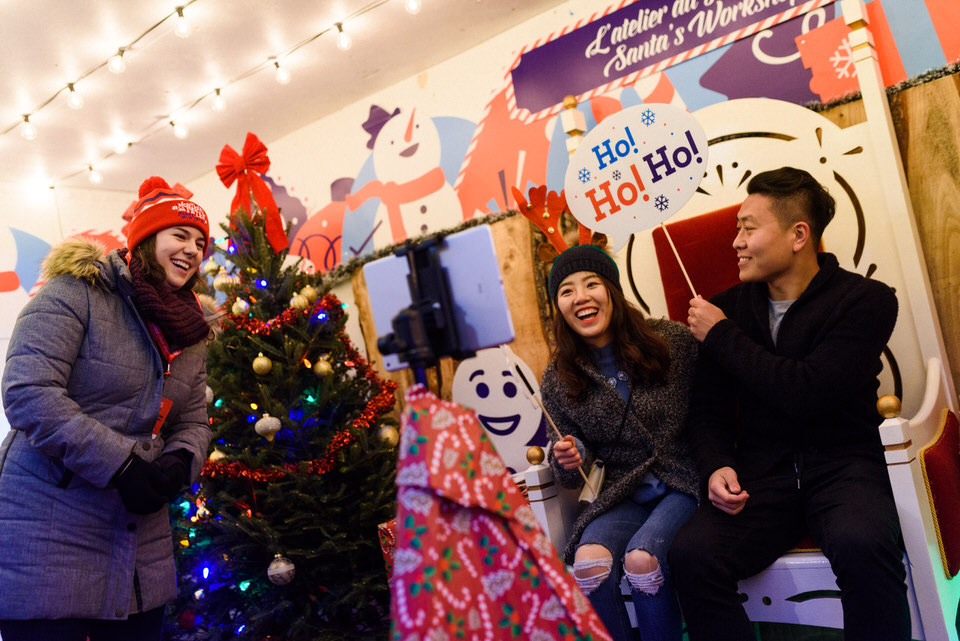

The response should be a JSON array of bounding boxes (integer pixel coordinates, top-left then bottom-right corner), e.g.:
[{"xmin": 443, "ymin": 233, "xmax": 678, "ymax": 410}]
[
  {"xmin": 612, "ymin": 169, "xmax": 622, "ymax": 181},
  {"xmin": 578, "ymin": 168, "xmax": 591, "ymax": 183},
  {"xmin": 641, "ymin": 108, "xmax": 656, "ymax": 126},
  {"xmin": 654, "ymin": 194, "xmax": 669, "ymax": 211},
  {"xmin": 829, "ymin": 38, "xmax": 857, "ymax": 79}
]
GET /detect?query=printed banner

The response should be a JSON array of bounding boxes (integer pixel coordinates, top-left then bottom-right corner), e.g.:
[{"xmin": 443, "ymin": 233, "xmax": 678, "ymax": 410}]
[
  {"xmin": 564, "ymin": 103, "xmax": 707, "ymax": 251},
  {"xmin": 511, "ymin": 0, "xmax": 837, "ymax": 115}
]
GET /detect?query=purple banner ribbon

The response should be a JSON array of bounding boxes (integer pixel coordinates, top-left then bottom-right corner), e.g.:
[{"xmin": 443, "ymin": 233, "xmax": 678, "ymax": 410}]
[{"xmin": 511, "ymin": 0, "xmax": 822, "ymax": 114}]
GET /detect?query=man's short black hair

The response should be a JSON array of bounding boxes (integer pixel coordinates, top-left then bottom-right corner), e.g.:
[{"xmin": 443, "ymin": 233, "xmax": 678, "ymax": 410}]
[{"xmin": 747, "ymin": 167, "xmax": 836, "ymax": 243}]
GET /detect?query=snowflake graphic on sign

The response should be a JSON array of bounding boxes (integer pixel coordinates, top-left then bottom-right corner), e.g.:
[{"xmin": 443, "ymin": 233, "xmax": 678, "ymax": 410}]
[
  {"xmin": 563, "ymin": 103, "xmax": 709, "ymax": 251},
  {"xmin": 830, "ymin": 39, "xmax": 856, "ymax": 79}
]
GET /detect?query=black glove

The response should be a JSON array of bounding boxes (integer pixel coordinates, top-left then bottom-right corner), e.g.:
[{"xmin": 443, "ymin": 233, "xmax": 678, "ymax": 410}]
[
  {"xmin": 156, "ymin": 449, "xmax": 193, "ymax": 499},
  {"xmin": 112, "ymin": 454, "xmax": 170, "ymax": 515}
]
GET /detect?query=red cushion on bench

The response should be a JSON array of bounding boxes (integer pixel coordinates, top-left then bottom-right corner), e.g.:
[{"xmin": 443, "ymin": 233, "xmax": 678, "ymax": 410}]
[
  {"xmin": 652, "ymin": 204, "xmax": 741, "ymax": 322},
  {"xmin": 920, "ymin": 408, "xmax": 960, "ymax": 578}
]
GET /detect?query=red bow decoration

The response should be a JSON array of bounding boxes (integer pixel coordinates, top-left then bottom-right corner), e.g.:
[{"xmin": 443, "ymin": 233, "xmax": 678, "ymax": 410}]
[{"xmin": 217, "ymin": 132, "xmax": 289, "ymax": 254}]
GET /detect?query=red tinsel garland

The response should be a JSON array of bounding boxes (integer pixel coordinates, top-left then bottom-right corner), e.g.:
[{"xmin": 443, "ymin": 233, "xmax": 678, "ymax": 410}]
[
  {"xmin": 203, "ymin": 292, "xmax": 399, "ymax": 482},
  {"xmin": 226, "ymin": 292, "xmax": 344, "ymax": 335}
]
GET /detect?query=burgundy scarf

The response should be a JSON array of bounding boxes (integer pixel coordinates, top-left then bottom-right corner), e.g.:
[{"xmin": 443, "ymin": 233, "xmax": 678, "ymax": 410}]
[{"xmin": 124, "ymin": 250, "xmax": 209, "ymax": 352}]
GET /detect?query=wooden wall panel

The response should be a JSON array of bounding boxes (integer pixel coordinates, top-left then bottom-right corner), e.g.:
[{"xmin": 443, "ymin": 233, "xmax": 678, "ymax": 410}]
[{"xmin": 887, "ymin": 74, "xmax": 960, "ymax": 401}]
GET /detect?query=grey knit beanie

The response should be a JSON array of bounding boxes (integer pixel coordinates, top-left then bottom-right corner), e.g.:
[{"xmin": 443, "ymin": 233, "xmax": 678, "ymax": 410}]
[{"xmin": 547, "ymin": 244, "xmax": 621, "ymax": 305}]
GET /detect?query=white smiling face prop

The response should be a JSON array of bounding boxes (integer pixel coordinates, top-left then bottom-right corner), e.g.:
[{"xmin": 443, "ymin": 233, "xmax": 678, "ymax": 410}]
[
  {"xmin": 452, "ymin": 348, "xmax": 545, "ymax": 473},
  {"xmin": 564, "ymin": 103, "xmax": 708, "ymax": 252}
]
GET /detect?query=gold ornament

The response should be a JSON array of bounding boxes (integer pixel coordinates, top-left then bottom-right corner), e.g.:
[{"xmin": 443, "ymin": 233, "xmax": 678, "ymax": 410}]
[
  {"xmin": 252, "ymin": 352, "xmax": 273, "ymax": 375},
  {"xmin": 203, "ymin": 259, "xmax": 220, "ymax": 276},
  {"xmin": 289, "ymin": 293, "xmax": 309, "ymax": 310},
  {"xmin": 526, "ymin": 445, "xmax": 545, "ymax": 466},
  {"xmin": 231, "ymin": 298, "xmax": 250, "ymax": 315},
  {"xmin": 255, "ymin": 413, "xmax": 282, "ymax": 441},
  {"xmin": 208, "ymin": 449, "xmax": 227, "ymax": 462},
  {"xmin": 313, "ymin": 357, "xmax": 333, "ymax": 377},
  {"xmin": 300, "ymin": 285, "xmax": 318, "ymax": 303},
  {"xmin": 378, "ymin": 425, "xmax": 399, "ymax": 447},
  {"xmin": 267, "ymin": 554, "xmax": 296, "ymax": 585},
  {"xmin": 877, "ymin": 394, "xmax": 902, "ymax": 419},
  {"xmin": 213, "ymin": 267, "xmax": 239, "ymax": 292}
]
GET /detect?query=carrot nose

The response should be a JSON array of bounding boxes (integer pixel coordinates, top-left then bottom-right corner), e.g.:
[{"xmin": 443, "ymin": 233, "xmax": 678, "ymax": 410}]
[{"xmin": 404, "ymin": 108, "xmax": 416, "ymax": 143}]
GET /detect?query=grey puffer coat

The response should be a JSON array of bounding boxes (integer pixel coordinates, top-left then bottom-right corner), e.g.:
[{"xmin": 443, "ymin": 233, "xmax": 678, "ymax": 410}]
[
  {"xmin": 0, "ymin": 240, "xmax": 211, "ymax": 620},
  {"xmin": 542, "ymin": 318, "xmax": 700, "ymax": 563}
]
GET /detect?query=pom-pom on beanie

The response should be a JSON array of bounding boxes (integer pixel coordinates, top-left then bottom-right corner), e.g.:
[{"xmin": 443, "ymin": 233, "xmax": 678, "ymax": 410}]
[
  {"xmin": 126, "ymin": 176, "xmax": 209, "ymax": 253},
  {"xmin": 547, "ymin": 244, "xmax": 621, "ymax": 305}
]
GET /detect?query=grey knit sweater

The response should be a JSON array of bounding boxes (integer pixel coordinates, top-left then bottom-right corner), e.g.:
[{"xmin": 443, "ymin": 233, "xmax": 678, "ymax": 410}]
[{"xmin": 542, "ymin": 318, "xmax": 700, "ymax": 563}]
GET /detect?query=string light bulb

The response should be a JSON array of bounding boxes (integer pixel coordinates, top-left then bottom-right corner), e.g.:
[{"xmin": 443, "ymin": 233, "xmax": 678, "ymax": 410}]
[
  {"xmin": 212, "ymin": 88, "xmax": 226, "ymax": 111},
  {"xmin": 405, "ymin": 0, "xmax": 422, "ymax": 14},
  {"xmin": 20, "ymin": 115, "xmax": 36, "ymax": 141},
  {"xmin": 274, "ymin": 60, "xmax": 291, "ymax": 85},
  {"xmin": 66, "ymin": 83, "xmax": 84, "ymax": 110},
  {"xmin": 336, "ymin": 23, "xmax": 352, "ymax": 51},
  {"xmin": 170, "ymin": 120, "xmax": 189, "ymax": 139},
  {"xmin": 174, "ymin": 6, "xmax": 192, "ymax": 38},
  {"xmin": 87, "ymin": 165, "xmax": 103, "ymax": 185},
  {"xmin": 113, "ymin": 136, "xmax": 130, "ymax": 154},
  {"xmin": 108, "ymin": 48, "xmax": 126, "ymax": 74}
]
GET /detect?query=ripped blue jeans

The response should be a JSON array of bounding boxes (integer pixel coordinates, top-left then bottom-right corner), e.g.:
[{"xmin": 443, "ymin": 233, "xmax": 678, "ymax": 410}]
[{"xmin": 576, "ymin": 485, "xmax": 696, "ymax": 641}]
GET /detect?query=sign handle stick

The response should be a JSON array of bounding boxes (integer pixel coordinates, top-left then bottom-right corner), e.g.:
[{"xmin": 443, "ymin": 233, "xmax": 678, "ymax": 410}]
[
  {"xmin": 499, "ymin": 346, "xmax": 599, "ymax": 497},
  {"xmin": 660, "ymin": 222, "xmax": 697, "ymax": 298}
]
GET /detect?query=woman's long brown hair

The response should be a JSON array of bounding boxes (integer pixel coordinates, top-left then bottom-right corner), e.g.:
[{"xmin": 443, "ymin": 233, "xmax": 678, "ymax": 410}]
[{"xmin": 552, "ymin": 274, "xmax": 670, "ymax": 400}]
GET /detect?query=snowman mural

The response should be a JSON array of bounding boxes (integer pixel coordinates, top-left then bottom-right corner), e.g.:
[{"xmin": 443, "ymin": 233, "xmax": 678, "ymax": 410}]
[
  {"xmin": 452, "ymin": 347, "xmax": 548, "ymax": 474},
  {"xmin": 344, "ymin": 105, "xmax": 466, "ymax": 251}
]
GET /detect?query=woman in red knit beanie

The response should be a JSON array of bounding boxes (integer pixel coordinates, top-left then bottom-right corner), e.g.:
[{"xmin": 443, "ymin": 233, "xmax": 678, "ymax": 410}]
[{"xmin": 0, "ymin": 177, "xmax": 213, "ymax": 641}]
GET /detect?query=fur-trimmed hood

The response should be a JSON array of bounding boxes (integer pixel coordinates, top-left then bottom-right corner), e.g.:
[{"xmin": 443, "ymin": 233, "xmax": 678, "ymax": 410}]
[{"xmin": 40, "ymin": 238, "xmax": 111, "ymax": 286}]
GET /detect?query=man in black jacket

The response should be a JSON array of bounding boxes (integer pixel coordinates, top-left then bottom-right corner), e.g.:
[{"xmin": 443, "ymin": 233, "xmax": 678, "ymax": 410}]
[{"xmin": 670, "ymin": 167, "xmax": 909, "ymax": 641}]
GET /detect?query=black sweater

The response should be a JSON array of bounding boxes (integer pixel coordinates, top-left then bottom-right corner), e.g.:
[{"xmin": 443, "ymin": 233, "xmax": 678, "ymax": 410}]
[{"xmin": 689, "ymin": 253, "xmax": 898, "ymax": 482}]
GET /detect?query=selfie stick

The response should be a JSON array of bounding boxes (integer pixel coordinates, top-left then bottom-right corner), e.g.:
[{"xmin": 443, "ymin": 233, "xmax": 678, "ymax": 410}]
[
  {"xmin": 659, "ymin": 222, "xmax": 697, "ymax": 298},
  {"xmin": 499, "ymin": 346, "xmax": 599, "ymax": 498}
]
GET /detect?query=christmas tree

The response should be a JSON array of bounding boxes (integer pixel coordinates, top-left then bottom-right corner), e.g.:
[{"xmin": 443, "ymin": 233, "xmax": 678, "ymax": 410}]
[{"xmin": 164, "ymin": 201, "xmax": 399, "ymax": 641}]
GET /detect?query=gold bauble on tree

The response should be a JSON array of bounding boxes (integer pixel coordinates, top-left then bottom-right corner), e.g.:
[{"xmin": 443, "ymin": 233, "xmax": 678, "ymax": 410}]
[
  {"xmin": 300, "ymin": 285, "xmax": 318, "ymax": 303},
  {"xmin": 378, "ymin": 425, "xmax": 399, "ymax": 447},
  {"xmin": 313, "ymin": 357, "xmax": 333, "ymax": 377},
  {"xmin": 289, "ymin": 293, "xmax": 309, "ymax": 310},
  {"xmin": 231, "ymin": 298, "xmax": 250, "ymax": 315},
  {"xmin": 202, "ymin": 259, "xmax": 220, "ymax": 276},
  {"xmin": 252, "ymin": 352, "xmax": 273, "ymax": 375},
  {"xmin": 213, "ymin": 267, "xmax": 239, "ymax": 292}
]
